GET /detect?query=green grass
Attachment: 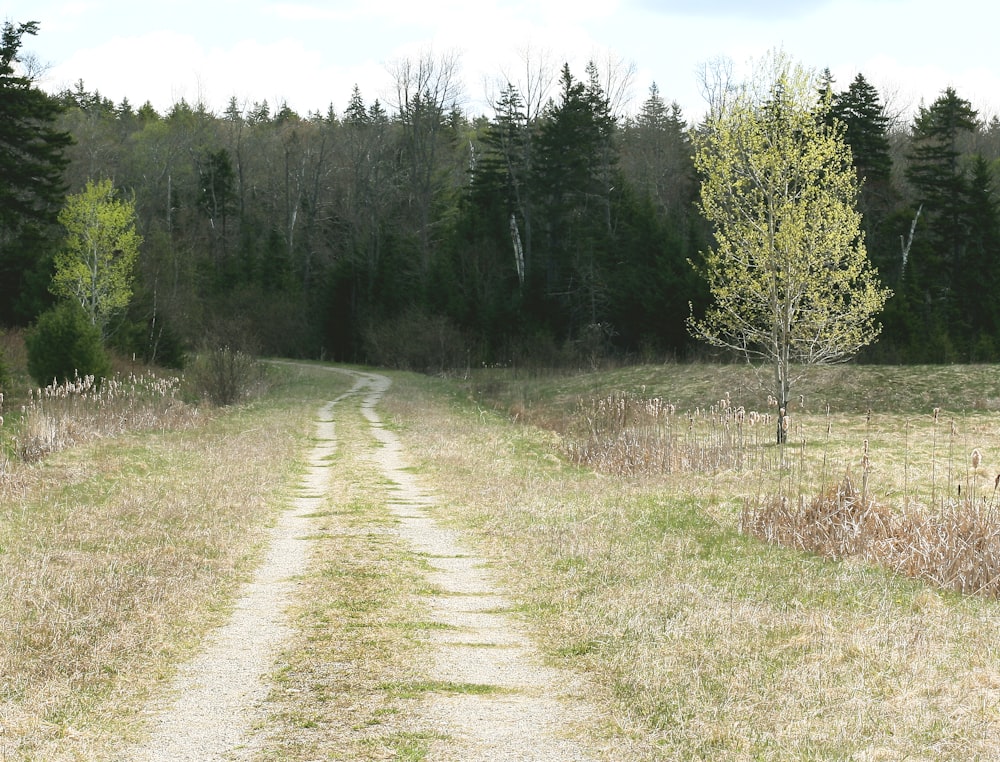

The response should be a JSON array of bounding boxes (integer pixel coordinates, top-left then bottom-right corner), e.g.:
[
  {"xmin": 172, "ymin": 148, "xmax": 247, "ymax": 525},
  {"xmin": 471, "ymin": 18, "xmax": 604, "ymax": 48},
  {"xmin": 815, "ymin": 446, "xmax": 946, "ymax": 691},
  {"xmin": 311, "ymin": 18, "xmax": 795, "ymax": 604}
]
[
  {"xmin": 379, "ymin": 362, "xmax": 1000, "ymax": 759},
  {"xmin": 380, "ymin": 680, "xmax": 507, "ymax": 699}
]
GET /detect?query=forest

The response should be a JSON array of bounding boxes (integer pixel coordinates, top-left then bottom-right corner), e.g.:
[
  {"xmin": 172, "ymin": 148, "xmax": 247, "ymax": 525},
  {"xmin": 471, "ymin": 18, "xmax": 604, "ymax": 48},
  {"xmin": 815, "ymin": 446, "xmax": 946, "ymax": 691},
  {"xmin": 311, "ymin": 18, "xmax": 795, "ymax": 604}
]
[{"xmin": 5, "ymin": 19, "xmax": 1000, "ymax": 371}]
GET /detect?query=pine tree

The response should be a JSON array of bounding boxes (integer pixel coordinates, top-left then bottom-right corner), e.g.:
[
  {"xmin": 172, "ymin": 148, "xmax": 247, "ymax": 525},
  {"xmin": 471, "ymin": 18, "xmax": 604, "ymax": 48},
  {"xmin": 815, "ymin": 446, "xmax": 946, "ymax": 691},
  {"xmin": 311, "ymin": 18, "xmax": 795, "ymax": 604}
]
[
  {"xmin": 0, "ymin": 21, "xmax": 72, "ymax": 323},
  {"xmin": 833, "ymin": 74, "xmax": 892, "ymax": 189},
  {"xmin": 960, "ymin": 155, "xmax": 1000, "ymax": 353},
  {"xmin": 622, "ymin": 83, "xmax": 695, "ymax": 219},
  {"xmin": 904, "ymin": 87, "xmax": 979, "ymax": 354},
  {"xmin": 533, "ymin": 63, "xmax": 619, "ymax": 333}
]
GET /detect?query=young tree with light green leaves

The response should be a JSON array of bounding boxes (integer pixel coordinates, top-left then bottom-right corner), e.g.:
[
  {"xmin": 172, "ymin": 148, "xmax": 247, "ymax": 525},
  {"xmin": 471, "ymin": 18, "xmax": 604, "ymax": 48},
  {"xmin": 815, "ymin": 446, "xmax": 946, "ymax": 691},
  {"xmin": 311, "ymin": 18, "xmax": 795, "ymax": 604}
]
[
  {"xmin": 689, "ymin": 53, "xmax": 890, "ymax": 441},
  {"xmin": 52, "ymin": 178, "xmax": 142, "ymax": 337}
]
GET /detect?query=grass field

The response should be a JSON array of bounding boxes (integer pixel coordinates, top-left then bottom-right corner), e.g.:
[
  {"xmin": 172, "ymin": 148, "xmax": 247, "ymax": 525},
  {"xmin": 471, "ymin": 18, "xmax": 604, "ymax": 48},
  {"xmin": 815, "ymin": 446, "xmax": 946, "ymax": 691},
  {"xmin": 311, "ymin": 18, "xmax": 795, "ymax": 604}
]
[
  {"xmin": 5, "ymin": 356, "xmax": 1000, "ymax": 759},
  {"xmin": 379, "ymin": 362, "xmax": 1000, "ymax": 759}
]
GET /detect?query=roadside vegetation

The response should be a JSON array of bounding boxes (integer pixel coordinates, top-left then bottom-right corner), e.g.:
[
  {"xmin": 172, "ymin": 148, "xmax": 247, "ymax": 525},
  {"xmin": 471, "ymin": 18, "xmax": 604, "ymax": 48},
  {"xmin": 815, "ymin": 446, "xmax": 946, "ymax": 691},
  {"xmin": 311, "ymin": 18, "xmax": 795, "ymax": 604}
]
[
  {"xmin": 379, "ymin": 361, "xmax": 1000, "ymax": 759},
  {"xmin": 0, "ymin": 334, "xmax": 349, "ymax": 760},
  {"xmin": 7, "ymin": 351, "xmax": 1000, "ymax": 759}
]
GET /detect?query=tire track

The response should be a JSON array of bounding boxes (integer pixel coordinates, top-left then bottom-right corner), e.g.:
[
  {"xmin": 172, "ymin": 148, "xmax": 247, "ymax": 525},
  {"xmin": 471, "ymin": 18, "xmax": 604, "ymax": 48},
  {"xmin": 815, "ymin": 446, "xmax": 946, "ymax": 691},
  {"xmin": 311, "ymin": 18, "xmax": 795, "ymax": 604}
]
[
  {"xmin": 355, "ymin": 370, "xmax": 602, "ymax": 761},
  {"xmin": 123, "ymin": 371, "xmax": 365, "ymax": 761}
]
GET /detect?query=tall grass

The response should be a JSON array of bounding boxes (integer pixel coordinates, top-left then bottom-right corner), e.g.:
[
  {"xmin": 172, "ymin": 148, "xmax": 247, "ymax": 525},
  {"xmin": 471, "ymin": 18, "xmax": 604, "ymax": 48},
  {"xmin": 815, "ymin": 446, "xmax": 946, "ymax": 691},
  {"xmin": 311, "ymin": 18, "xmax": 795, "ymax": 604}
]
[
  {"xmin": 516, "ymin": 370, "xmax": 1000, "ymax": 603},
  {"xmin": 0, "ymin": 363, "xmax": 341, "ymax": 760},
  {"xmin": 566, "ymin": 390, "xmax": 778, "ymax": 476},
  {"xmin": 9, "ymin": 371, "xmax": 194, "ymax": 463}
]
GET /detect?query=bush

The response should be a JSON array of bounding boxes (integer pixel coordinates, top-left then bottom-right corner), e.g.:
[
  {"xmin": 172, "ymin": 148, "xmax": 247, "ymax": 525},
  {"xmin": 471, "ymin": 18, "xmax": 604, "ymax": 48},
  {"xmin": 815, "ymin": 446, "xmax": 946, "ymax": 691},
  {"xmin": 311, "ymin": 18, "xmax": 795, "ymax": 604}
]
[
  {"xmin": 25, "ymin": 301, "xmax": 112, "ymax": 386},
  {"xmin": 362, "ymin": 309, "xmax": 469, "ymax": 373},
  {"xmin": 110, "ymin": 316, "xmax": 187, "ymax": 369},
  {"xmin": 186, "ymin": 345, "xmax": 265, "ymax": 406}
]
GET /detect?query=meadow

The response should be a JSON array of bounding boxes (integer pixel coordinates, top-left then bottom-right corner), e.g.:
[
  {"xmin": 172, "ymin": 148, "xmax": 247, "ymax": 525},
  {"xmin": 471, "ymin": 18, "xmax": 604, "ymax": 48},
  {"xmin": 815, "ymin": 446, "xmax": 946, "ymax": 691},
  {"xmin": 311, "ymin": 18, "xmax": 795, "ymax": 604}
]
[
  {"xmin": 382, "ymin": 361, "xmax": 1000, "ymax": 759},
  {"xmin": 4, "ymin": 345, "xmax": 1000, "ymax": 759}
]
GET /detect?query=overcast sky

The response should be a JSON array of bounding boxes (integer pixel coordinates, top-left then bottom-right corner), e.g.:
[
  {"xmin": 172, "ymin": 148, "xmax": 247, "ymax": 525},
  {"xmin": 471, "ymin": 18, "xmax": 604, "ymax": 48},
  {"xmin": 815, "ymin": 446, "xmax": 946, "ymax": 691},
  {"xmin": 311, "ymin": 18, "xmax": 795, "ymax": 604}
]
[{"xmin": 9, "ymin": 0, "xmax": 1000, "ymax": 124}]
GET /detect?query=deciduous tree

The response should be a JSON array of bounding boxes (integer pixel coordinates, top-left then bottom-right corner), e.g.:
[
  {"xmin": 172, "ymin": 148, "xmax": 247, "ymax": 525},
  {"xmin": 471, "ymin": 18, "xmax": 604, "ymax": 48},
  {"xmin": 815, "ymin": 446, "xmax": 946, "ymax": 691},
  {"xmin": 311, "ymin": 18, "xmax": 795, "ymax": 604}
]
[
  {"xmin": 51, "ymin": 178, "xmax": 142, "ymax": 336},
  {"xmin": 690, "ymin": 53, "xmax": 890, "ymax": 440}
]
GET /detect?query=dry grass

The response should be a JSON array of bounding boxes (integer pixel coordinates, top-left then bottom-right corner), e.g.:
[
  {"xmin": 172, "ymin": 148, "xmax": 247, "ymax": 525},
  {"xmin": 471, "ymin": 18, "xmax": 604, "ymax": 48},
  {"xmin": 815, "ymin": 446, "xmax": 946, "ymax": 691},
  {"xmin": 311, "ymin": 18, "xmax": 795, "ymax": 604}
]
[
  {"xmin": 377, "ymin": 365, "xmax": 1000, "ymax": 759},
  {"xmin": 0, "ymin": 364, "xmax": 336, "ymax": 761},
  {"xmin": 10, "ymin": 356, "xmax": 1000, "ymax": 759},
  {"xmin": 247, "ymin": 377, "xmax": 435, "ymax": 761},
  {"xmin": 744, "ymin": 476, "xmax": 1000, "ymax": 598},
  {"xmin": 9, "ymin": 371, "xmax": 196, "ymax": 462}
]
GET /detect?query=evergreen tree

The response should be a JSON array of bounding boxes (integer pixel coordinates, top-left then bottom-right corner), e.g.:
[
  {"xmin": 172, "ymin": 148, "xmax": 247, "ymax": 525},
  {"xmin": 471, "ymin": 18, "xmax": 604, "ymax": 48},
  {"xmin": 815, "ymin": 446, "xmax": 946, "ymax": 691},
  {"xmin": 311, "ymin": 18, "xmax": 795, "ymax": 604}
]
[
  {"xmin": 196, "ymin": 147, "xmax": 237, "ymax": 272},
  {"xmin": 960, "ymin": 155, "xmax": 1000, "ymax": 354},
  {"xmin": 533, "ymin": 63, "xmax": 619, "ymax": 335},
  {"xmin": 833, "ymin": 74, "xmax": 892, "ymax": 191},
  {"xmin": 904, "ymin": 87, "xmax": 979, "ymax": 356},
  {"xmin": 0, "ymin": 21, "xmax": 72, "ymax": 323}
]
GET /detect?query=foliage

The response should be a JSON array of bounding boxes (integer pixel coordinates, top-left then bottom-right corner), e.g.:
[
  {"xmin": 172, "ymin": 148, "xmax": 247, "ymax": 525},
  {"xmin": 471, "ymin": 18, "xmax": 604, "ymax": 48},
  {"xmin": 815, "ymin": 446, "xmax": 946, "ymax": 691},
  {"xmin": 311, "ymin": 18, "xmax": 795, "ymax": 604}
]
[
  {"xmin": 3, "ymin": 22, "xmax": 999, "ymax": 367},
  {"xmin": 690, "ymin": 53, "xmax": 890, "ymax": 436},
  {"xmin": 897, "ymin": 87, "xmax": 984, "ymax": 358},
  {"xmin": 0, "ymin": 20, "xmax": 72, "ymax": 324},
  {"xmin": 362, "ymin": 309, "xmax": 469, "ymax": 373},
  {"xmin": 51, "ymin": 178, "xmax": 142, "ymax": 336},
  {"xmin": 186, "ymin": 345, "xmax": 265, "ymax": 406},
  {"xmin": 25, "ymin": 300, "xmax": 112, "ymax": 386}
]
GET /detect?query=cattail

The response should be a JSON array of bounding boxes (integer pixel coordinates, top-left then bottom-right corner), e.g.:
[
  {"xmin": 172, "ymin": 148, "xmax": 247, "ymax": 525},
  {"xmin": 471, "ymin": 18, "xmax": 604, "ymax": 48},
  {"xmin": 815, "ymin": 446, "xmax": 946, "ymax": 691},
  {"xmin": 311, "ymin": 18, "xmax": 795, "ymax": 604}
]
[{"xmin": 972, "ymin": 448, "xmax": 982, "ymax": 470}]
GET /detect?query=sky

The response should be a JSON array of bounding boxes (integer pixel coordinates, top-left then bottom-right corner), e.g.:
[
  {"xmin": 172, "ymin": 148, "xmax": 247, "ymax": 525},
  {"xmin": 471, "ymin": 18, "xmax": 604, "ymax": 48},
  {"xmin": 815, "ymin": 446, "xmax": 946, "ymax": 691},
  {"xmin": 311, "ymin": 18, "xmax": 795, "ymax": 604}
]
[{"xmin": 8, "ymin": 0, "xmax": 1000, "ymax": 124}]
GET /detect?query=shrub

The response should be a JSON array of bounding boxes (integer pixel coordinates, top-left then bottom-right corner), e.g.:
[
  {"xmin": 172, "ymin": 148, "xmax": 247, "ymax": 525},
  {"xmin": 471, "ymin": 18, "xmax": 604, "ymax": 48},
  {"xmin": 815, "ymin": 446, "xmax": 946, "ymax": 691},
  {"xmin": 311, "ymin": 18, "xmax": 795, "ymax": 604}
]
[
  {"xmin": 25, "ymin": 301, "xmax": 112, "ymax": 387},
  {"xmin": 362, "ymin": 309, "xmax": 468, "ymax": 373},
  {"xmin": 186, "ymin": 345, "xmax": 265, "ymax": 406}
]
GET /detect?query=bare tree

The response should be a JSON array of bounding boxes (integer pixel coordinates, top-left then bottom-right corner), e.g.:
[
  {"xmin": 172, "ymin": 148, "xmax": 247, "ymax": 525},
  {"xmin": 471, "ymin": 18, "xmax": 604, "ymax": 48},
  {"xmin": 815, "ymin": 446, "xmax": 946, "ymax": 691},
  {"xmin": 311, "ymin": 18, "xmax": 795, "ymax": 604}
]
[
  {"xmin": 592, "ymin": 49, "xmax": 636, "ymax": 120},
  {"xmin": 485, "ymin": 46, "xmax": 557, "ymax": 286},
  {"xmin": 389, "ymin": 50, "xmax": 464, "ymax": 273}
]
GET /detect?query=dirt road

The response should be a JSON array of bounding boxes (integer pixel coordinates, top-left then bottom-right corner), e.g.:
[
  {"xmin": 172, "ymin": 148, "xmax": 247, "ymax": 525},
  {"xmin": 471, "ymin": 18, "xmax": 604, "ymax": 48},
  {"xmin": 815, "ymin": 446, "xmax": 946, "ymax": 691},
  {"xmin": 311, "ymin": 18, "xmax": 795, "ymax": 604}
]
[{"xmin": 123, "ymin": 367, "xmax": 603, "ymax": 761}]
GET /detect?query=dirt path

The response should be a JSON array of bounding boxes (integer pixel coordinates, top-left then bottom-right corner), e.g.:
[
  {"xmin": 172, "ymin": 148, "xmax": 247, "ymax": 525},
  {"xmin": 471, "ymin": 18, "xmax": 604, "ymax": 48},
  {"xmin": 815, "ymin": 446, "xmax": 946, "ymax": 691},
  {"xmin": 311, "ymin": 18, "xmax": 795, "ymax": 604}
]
[
  {"xmin": 358, "ymin": 372, "xmax": 602, "ymax": 760},
  {"xmin": 123, "ymin": 375, "xmax": 365, "ymax": 761},
  {"xmin": 124, "ymin": 367, "xmax": 602, "ymax": 761}
]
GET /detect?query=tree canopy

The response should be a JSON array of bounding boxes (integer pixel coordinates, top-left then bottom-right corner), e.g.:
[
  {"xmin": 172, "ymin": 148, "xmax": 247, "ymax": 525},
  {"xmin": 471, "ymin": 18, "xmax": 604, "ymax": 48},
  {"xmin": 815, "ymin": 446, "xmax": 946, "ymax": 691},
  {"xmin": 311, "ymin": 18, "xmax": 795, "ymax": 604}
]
[
  {"xmin": 0, "ymin": 20, "xmax": 71, "ymax": 323},
  {"xmin": 51, "ymin": 178, "xmax": 142, "ymax": 337},
  {"xmin": 6, "ymin": 21, "xmax": 1000, "ymax": 370},
  {"xmin": 690, "ymin": 54, "xmax": 890, "ymax": 436}
]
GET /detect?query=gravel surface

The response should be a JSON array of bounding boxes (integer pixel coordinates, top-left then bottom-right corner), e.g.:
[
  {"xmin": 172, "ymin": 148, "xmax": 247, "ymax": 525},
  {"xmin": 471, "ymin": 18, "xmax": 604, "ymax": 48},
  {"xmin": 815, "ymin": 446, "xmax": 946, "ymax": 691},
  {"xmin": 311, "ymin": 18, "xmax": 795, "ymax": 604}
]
[
  {"xmin": 123, "ymin": 368, "xmax": 605, "ymax": 761},
  {"xmin": 122, "ymin": 378, "xmax": 354, "ymax": 762},
  {"xmin": 359, "ymin": 372, "xmax": 603, "ymax": 760}
]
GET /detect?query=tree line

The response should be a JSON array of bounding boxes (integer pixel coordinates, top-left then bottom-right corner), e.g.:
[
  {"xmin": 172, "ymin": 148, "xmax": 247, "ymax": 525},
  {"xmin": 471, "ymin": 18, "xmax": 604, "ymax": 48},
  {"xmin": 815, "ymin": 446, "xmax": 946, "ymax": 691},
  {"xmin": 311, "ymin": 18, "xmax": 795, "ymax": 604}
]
[{"xmin": 4, "ymin": 19, "xmax": 1000, "ymax": 369}]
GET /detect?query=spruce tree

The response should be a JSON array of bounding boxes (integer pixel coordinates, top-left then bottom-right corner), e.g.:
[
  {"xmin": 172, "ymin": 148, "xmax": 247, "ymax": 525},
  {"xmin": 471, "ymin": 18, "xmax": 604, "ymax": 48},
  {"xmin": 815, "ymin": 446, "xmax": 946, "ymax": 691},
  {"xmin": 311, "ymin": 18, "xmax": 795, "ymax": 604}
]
[
  {"xmin": 904, "ymin": 87, "xmax": 979, "ymax": 355},
  {"xmin": 833, "ymin": 74, "xmax": 892, "ymax": 188},
  {"xmin": 0, "ymin": 21, "xmax": 72, "ymax": 323}
]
